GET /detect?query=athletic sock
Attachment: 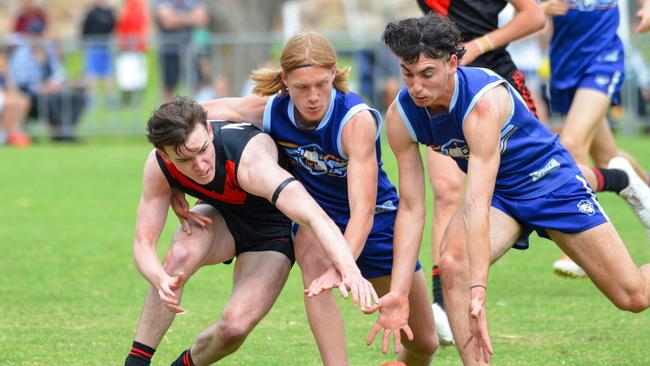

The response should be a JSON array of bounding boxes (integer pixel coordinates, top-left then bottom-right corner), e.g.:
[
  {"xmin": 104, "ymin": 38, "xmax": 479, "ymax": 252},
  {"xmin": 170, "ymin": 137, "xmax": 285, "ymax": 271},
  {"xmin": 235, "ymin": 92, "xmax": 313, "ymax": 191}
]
[
  {"xmin": 592, "ymin": 168, "xmax": 629, "ymax": 193},
  {"xmin": 125, "ymin": 341, "xmax": 156, "ymax": 366},
  {"xmin": 170, "ymin": 349, "xmax": 195, "ymax": 366},
  {"xmin": 432, "ymin": 265, "xmax": 444, "ymax": 309}
]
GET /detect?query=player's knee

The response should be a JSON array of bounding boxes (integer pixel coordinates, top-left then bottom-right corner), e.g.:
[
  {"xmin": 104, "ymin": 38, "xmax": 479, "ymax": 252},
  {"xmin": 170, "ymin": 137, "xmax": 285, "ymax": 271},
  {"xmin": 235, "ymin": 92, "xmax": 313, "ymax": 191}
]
[
  {"xmin": 559, "ymin": 135, "xmax": 587, "ymax": 158},
  {"xmin": 405, "ymin": 332, "xmax": 438, "ymax": 358},
  {"xmin": 613, "ymin": 288, "xmax": 648, "ymax": 313},
  {"xmin": 431, "ymin": 180, "xmax": 463, "ymax": 208},
  {"xmin": 216, "ymin": 311, "xmax": 255, "ymax": 345},
  {"xmin": 296, "ymin": 250, "xmax": 330, "ymax": 280},
  {"xmin": 438, "ymin": 246, "xmax": 465, "ymax": 288},
  {"xmin": 164, "ymin": 240, "xmax": 196, "ymax": 272}
]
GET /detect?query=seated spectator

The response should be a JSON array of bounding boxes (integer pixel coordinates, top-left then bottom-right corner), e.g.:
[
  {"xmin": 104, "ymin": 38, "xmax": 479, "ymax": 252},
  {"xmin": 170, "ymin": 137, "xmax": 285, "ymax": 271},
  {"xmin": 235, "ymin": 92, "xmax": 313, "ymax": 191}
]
[
  {"xmin": 9, "ymin": 21, "xmax": 86, "ymax": 141},
  {"xmin": 13, "ymin": 0, "xmax": 47, "ymax": 35},
  {"xmin": 0, "ymin": 47, "xmax": 31, "ymax": 147}
]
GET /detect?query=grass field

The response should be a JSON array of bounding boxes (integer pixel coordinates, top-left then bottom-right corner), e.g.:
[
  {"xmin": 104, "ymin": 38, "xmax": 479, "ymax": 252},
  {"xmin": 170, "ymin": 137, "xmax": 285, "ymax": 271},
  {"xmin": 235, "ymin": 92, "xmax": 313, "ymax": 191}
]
[{"xmin": 1, "ymin": 136, "xmax": 650, "ymax": 365}]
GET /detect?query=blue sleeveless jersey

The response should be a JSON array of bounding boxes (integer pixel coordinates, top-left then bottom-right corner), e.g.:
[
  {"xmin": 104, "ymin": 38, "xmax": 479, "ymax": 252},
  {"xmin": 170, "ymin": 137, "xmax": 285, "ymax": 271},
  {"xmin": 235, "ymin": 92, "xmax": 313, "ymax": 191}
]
[
  {"xmin": 396, "ymin": 67, "xmax": 579, "ymax": 199},
  {"xmin": 262, "ymin": 88, "xmax": 399, "ymax": 219},
  {"xmin": 550, "ymin": 0, "xmax": 623, "ymax": 89}
]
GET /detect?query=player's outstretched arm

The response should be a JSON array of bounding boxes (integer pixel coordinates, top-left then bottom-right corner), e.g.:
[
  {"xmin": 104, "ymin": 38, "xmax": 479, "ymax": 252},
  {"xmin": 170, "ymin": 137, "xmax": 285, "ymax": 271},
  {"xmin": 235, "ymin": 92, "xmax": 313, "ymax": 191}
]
[
  {"xmin": 364, "ymin": 101, "xmax": 424, "ymax": 354},
  {"xmin": 461, "ymin": 85, "xmax": 510, "ymax": 363},
  {"xmin": 133, "ymin": 150, "xmax": 185, "ymax": 313},
  {"xmin": 462, "ymin": 0, "xmax": 544, "ymax": 65},
  {"xmin": 237, "ymin": 133, "xmax": 379, "ymax": 309},
  {"xmin": 200, "ymin": 95, "xmax": 268, "ymax": 129}
]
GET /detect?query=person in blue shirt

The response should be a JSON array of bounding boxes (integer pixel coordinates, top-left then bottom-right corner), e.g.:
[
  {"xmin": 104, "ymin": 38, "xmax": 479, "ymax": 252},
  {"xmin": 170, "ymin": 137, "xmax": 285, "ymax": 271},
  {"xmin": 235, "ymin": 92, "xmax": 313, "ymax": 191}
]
[
  {"xmin": 381, "ymin": 13, "xmax": 650, "ymax": 364},
  {"xmin": 542, "ymin": 0, "xmax": 650, "ymax": 276},
  {"xmin": 184, "ymin": 32, "xmax": 438, "ymax": 364}
]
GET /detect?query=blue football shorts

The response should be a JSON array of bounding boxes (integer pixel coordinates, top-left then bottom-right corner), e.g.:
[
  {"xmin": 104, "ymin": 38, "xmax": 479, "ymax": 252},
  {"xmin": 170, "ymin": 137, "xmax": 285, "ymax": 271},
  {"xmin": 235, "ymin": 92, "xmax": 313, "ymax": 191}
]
[
  {"xmin": 550, "ymin": 51, "xmax": 625, "ymax": 115},
  {"xmin": 491, "ymin": 174, "xmax": 609, "ymax": 250},
  {"xmin": 293, "ymin": 210, "xmax": 421, "ymax": 279}
]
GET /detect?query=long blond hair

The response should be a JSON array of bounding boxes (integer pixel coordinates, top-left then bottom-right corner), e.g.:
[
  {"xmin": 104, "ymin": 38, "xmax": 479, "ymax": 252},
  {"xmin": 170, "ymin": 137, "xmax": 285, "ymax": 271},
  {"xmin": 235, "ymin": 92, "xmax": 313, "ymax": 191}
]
[{"xmin": 251, "ymin": 32, "xmax": 350, "ymax": 96}]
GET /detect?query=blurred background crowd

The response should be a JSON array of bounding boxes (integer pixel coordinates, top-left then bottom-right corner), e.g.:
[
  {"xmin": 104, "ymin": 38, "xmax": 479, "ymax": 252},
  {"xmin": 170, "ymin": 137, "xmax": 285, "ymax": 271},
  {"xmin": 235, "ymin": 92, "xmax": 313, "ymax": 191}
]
[{"xmin": 0, "ymin": 0, "xmax": 648, "ymax": 146}]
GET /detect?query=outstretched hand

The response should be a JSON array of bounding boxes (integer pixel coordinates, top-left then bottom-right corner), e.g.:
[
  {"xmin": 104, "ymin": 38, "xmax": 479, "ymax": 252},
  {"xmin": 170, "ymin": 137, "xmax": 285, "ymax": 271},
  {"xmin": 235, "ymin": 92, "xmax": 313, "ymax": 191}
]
[
  {"xmin": 170, "ymin": 188, "xmax": 212, "ymax": 234},
  {"xmin": 305, "ymin": 266, "xmax": 379, "ymax": 310},
  {"xmin": 363, "ymin": 292, "xmax": 413, "ymax": 354},
  {"xmin": 463, "ymin": 287, "xmax": 493, "ymax": 363},
  {"xmin": 157, "ymin": 272, "xmax": 186, "ymax": 314}
]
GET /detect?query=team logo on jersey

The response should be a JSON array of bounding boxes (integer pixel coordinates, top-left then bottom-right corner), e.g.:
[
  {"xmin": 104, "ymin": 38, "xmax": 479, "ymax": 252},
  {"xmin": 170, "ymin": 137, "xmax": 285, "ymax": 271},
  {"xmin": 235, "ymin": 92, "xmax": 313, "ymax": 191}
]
[
  {"xmin": 595, "ymin": 75, "xmax": 611, "ymax": 86},
  {"xmin": 577, "ymin": 199, "xmax": 596, "ymax": 216},
  {"xmin": 374, "ymin": 200, "xmax": 397, "ymax": 213},
  {"xmin": 436, "ymin": 139, "xmax": 470, "ymax": 159},
  {"xmin": 566, "ymin": 0, "xmax": 616, "ymax": 11},
  {"xmin": 279, "ymin": 141, "xmax": 348, "ymax": 177}
]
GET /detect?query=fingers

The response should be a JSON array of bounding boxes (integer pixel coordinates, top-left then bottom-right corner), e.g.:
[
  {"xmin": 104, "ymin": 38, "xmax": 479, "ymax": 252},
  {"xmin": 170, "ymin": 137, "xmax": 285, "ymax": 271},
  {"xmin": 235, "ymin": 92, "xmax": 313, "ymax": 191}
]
[
  {"xmin": 351, "ymin": 281, "xmax": 360, "ymax": 307},
  {"xmin": 180, "ymin": 218, "xmax": 191, "ymax": 235},
  {"xmin": 366, "ymin": 322, "xmax": 382, "ymax": 346},
  {"xmin": 403, "ymin": 325, "xmax": 414, "ymax": 342},
  {"xmin": 382, "ymin": 328, "xmax": 391, "ymax": 354},
  {"xmin": 337, "ymin": 282, "xmax": 349, "ymax": 299},
  {"xmin": 393, "ymin": 330, "xmax": 401, "ymax": 354},
  {"xmin": 158, "ymin": 287, "xmax": 178, "ymax": 306},
  {"xmin": 361, "ymin": 302, "xmax": 380, "ymax": 315},
  {"xmin": 164, "ymin": 302, "xmax": 185, "ymax": 314}
]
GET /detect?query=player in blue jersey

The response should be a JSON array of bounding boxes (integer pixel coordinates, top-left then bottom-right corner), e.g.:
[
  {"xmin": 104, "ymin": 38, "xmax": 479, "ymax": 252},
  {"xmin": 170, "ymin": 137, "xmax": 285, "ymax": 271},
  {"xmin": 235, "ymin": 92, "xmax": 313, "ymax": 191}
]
[
  {"xmin": 123, "ymin": 97, "xmax": 376, "ymax": 366},
  {"xmin": 179, "ymin": 32, "xmax": 438, "ymax": 364},
  {"xmin": 543, "ymin": 0, "xmax": 650, "ymax": 276},
  {"xmin": 381, "ymin": 14, "xmax": 650, "ymax": 364}
]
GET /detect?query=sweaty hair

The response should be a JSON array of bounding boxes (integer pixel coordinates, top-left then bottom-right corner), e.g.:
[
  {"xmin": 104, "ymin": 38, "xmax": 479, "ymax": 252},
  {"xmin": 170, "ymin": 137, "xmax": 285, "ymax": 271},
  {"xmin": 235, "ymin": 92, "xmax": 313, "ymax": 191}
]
[
  {"xmin": 146, "ymin": 96, "xmax": 208, "ymax": 154},
  {"xmin": 251, "ymin": 32, "xmax": 350, "ymax": 96},
  {"xmin": 382, "ymin": 13, "xmax": 465, "ymax": 64}
]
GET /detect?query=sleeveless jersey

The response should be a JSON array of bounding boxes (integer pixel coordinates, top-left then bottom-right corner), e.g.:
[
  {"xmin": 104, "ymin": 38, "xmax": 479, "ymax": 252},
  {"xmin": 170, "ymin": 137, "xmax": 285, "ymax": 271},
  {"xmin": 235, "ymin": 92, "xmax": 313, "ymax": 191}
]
[
  {"xmin": 262, "ymin": 88, "xmax": 399, "ymax": 218},
  {"xmin": 418, "ymin": 0, "xmax": 517, "ymax": 80},
  {"xmin": 395, "ymin": 67, "xmax": 578, "ymax": 199},
  {"xmin": 156, "ymin": 121, "xmax": 291, "ymax": 242},
  {"xmin": 550, "ymin": 0, "xmax": 623, "ymax": 89}
]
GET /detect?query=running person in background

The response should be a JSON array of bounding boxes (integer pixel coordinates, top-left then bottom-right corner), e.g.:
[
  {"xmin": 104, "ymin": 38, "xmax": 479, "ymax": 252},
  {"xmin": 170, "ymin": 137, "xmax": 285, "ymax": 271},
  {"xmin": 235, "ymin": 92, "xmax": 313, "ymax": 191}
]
[
  {"xmin": 543, "ymin": 0, "xmax": 650, "ymax": 277},
  {"xmin": 123, "ymin": 97, "xmax": 376, "ymax": 366},
  {"xmin": 417, "ymin": 0, "xmax": 544, "ymax": 345},
  {"xmin": 381, "ymin": 13, "xmax": 650, "ymax": 364},
  {"xmin": 182, "ymin": 32, "xmax": 438, "ymax": 364}
]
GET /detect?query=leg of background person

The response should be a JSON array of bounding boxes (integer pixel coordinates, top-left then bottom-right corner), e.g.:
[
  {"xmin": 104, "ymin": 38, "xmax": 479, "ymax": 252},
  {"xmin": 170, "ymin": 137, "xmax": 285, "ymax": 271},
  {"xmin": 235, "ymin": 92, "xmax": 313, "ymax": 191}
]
[
  {"xmin": 293, "ymin": 227, "xmax": 348, "ymax": 366},
  {"xmin": 371, "ymin": 271, "xmax": 438, "ymax": 365},
  {"xmin": 426, "ymin": 150, "xmax": 464, "ymax": 344},
  {"xmin": 554, "ymin": 88, "xmax": 611, "ymax": 275},
  {"xmin": 186, "ymin": 251, "xmax": 291, "ymax": 365},
  {"xmin": 3, "ymin": 89, "xmax": 31, "ymax": 146},
  {"xmin": 549, "ymin": 222, "xmax": 650, "ymax": 312},
  {"xmin": 589, "ymin": 118, "xmax": 650, "ymax": 184},
  {"xmin": 126, "ymin": 205, "xmax": 235, "ymax": 365},
  {"xmin": 559, "ymin": 88, "xmax": 611, "ymax": 165},
  {"xmin": 439, "ymin": 206, "xmax": 522, "ymax": 365}
]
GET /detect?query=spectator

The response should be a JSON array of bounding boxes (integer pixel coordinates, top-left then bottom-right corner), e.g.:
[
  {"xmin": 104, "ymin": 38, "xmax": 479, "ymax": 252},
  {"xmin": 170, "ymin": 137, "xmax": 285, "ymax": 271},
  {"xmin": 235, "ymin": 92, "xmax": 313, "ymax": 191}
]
[
  {"xmin": 13, "ymin": 0, "xmax": 47, "ymax": 35},
  {"xmin": 0, "ymin": 47, "xmax": 31, "ymax": 147},
  {"xmin": 9, "ymin": 22, "xmax": 86, "ymax": 141},
  {"xmin": 81, "ymin": 0, "xmax": 116, "ymax": 107},
  {"xmin": 114, "ymin": 0, "xmax": 149, "ymax": 106},
  {"xmin": 153, "ymin": 0, "xmax": 208, "ymax": 101}
]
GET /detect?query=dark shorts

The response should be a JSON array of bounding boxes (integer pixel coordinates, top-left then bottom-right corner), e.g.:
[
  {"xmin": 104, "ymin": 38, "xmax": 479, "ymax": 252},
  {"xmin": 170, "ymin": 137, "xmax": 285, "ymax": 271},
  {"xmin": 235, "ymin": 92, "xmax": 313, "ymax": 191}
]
[
  {"xmin": 491, "ymin": 174, "xmax": 609, "ymax": 250},
  {"xmin": 197, "ymin": 203, "xmax": 295, "ymax": 264},
  {"xmin": 159, "ymin": 49, "xmax": 182, "ymax": 90}
]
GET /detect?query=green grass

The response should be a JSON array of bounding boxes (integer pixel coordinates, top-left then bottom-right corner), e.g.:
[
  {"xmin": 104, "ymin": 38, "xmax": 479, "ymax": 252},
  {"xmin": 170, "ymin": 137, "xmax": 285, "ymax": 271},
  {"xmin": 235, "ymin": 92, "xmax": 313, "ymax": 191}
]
[{"xmin": 1, "ymin": 137, "xmax": 650, "ymax": 365}]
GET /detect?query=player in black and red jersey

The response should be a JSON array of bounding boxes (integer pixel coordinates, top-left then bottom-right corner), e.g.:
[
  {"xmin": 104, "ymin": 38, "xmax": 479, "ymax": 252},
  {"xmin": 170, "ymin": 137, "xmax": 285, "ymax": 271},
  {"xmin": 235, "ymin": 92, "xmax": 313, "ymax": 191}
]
[{"xmin": 124, "ymin": 97, "xmax": 376, "ymax": 366}]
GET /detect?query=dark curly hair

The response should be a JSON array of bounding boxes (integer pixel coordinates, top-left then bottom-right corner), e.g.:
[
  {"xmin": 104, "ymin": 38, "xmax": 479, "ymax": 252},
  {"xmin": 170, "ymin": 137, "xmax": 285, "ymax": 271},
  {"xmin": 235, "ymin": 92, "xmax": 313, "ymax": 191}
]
[
  {"xmin": 382, "ymin": 13, "xmax": 465, "ymax": 64},
  {"xmin": 146, "ymin": 96, "xmax": 208, "ymax": 154}
]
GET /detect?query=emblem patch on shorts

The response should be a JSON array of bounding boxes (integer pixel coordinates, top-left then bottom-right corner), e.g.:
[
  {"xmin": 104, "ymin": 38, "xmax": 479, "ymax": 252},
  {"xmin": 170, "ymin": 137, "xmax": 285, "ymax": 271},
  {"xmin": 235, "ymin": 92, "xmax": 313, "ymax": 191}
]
[{"xmin": 577, "ymin": 199, "xmax": 596, "ymax": 216}]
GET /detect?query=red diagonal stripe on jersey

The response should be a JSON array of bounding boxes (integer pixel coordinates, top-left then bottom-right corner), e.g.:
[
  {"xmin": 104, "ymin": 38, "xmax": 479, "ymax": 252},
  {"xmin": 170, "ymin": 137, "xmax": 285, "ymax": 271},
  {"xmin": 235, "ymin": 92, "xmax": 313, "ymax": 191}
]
[
  {"xmin": 162, "ymin": 157, "xmax": 246, "ymax": 204},
  {"xmin": 425, "ymin": 0, "xmax": 450, "ymax": 16}
]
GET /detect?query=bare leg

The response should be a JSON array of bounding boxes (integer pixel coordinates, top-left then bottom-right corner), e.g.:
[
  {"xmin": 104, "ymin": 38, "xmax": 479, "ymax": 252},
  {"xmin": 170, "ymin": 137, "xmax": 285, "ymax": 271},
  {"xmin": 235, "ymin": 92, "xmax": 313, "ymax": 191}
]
[
  {"xmin": 440, "ymin": 206, "xmax": 522, "ymax": 365},
  {"xmin": 371, "ymin": 271, "xmax": 438, "ymax": 365},
  {"xmin": 133, "ymin": 205, "xmax": 235, "ymax": 348},
  {"xmin": 189, "ymin": 251, "xmax": 291, "ymax": 364},
  {"xmin": 294, "ymin": 227, "xmax": 348, "ymax": 366},
  {"xmin": 549, "ymin": 222, "xmax": 650, "ymax": 312},
  {"xmin": 426, "ymin": 149, "xmax": 465, "ymax": 266}
]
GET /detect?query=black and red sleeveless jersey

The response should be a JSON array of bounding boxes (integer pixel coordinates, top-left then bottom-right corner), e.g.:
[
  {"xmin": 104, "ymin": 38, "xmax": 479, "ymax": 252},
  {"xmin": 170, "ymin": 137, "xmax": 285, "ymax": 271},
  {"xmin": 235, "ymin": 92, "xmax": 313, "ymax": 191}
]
[
  {"xmin": 417, "ymin": 0, "xmax": 517, "ymax": 80},
  {"xmin": 155, "ymin": 121, "xmax": 291, "ymax": 244}
]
